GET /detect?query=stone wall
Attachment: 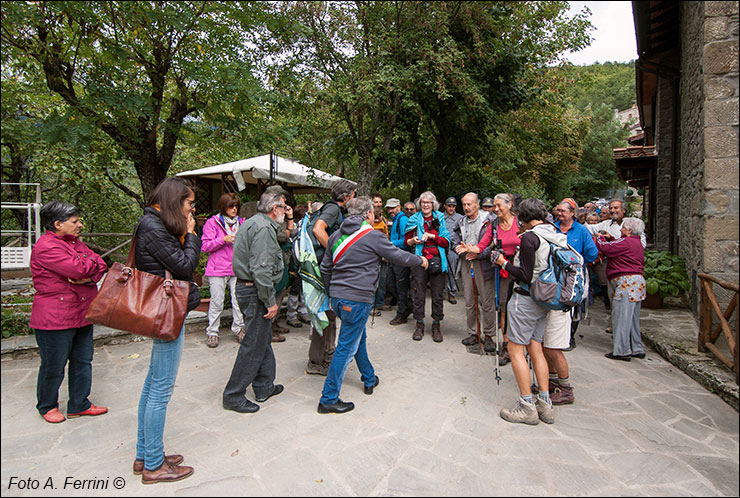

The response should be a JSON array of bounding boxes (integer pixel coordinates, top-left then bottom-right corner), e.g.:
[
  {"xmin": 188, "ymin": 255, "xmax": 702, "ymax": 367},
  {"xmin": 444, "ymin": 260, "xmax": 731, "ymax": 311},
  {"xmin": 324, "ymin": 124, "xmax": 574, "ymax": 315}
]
[
  {"xmin": 654, "ymin": 61, "xmax": 678, "ymax": 253},
  {"xmin": 678, "ymin": 1, "xmax": 706, "ymax": 311},
  {"xmin": 680, "ymin": 1, "xmax": 739, "ymax": 313},
  {"xmin": 701, "ymin": 1, "xmax": 739, "ymax": 310}
]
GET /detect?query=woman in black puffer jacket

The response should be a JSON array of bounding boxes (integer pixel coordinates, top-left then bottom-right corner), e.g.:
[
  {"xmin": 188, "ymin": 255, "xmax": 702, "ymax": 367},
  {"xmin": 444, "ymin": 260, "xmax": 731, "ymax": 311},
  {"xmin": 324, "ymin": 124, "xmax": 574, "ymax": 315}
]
[{"xmin": 132, "ymin": 177, "xmax": 200, "ymax": 484}]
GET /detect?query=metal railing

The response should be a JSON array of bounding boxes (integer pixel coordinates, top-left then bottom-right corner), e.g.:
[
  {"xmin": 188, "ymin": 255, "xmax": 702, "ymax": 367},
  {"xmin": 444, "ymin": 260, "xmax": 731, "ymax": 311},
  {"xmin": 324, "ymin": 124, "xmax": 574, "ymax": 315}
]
[
  {"xmin": 1, "ymin": 183, "xmax": 41, "ymax": 269},
  {"xmin": 698, "ymin": 273, "xmax": 739, "ymax": 383}
]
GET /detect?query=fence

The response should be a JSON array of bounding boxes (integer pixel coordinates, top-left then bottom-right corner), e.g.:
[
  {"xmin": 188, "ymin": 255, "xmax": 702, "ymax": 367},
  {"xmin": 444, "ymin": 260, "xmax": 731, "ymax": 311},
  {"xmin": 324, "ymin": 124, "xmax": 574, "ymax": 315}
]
[{"xmin": 697, "ymin": 273, "xmax": 739, "ymax": 384}]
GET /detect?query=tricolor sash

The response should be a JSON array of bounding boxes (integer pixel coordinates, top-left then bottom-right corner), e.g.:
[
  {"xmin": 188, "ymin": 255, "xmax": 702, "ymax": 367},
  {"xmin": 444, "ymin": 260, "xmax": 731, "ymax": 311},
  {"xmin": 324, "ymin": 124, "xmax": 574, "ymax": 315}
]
[{"xmin": 331, "ymin": 222, "xmax": 374, "ymax": 263}]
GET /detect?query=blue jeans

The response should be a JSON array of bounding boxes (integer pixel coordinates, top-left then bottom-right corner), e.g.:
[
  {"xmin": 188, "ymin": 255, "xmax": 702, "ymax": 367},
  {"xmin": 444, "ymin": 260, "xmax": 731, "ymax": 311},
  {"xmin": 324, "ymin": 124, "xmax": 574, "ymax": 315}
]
[
  {"xmin": 136, "ymin": 326, "xmax": 185, "ymax": 471},
  {"xmin": 34, "ymin": 325, "xmax": 94, "ymax": 415},
  {"xmin": 320, "ymin": 298, "xmax": 375, "ymax": 405}
]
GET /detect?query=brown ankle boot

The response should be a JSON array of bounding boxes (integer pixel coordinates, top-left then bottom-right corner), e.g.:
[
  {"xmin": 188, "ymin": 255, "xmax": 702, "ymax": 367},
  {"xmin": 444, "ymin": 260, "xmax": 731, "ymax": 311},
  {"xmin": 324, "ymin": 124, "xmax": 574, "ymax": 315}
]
[
  {"xmin": 412, "ymin": 321, "xmax": 424, "ymax": 341},
  {"xmin": 141, "ymin": 460, "xmax": 194, "ymax": 484},
  {"xmin": 133, "ymin": 453, "xmax": 184, "ymax": 475},
  {"xmin": 432, "ymin": 322, "xmax": 443, "ymax": 342}
]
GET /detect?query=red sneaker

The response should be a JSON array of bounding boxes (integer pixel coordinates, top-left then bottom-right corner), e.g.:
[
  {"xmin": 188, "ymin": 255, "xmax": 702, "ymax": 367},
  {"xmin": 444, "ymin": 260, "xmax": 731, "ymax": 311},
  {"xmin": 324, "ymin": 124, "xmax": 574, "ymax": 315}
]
[
  {"xmin": 68, "ymin": 403, "xmax": 108, "ymax": 418},
  {"xmin": 42, "ymin": 408, "xmax": 66, "ymax": 423}
]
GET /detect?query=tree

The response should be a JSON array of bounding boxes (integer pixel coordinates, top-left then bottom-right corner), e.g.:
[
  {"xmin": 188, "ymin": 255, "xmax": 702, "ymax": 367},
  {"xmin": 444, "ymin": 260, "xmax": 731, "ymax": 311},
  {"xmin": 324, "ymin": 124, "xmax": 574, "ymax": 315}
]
[
  {"xmin": 381, "ymin": 1, "xmax": 593, "ymax": 198},
  {"xmin": 1, "ymin": 1, "xmax": 267, "ymax": 203},
  {"xmin": 265, "ymin": 1, "xmax": 592, "ymax": 196}
]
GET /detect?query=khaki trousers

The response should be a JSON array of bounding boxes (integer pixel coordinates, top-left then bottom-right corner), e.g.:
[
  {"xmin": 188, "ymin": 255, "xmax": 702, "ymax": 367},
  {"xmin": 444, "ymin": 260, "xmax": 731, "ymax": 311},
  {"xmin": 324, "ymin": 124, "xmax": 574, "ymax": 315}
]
[{"xmin": 460, "ymin": 258, "xmax": 497, "ymax": 338}]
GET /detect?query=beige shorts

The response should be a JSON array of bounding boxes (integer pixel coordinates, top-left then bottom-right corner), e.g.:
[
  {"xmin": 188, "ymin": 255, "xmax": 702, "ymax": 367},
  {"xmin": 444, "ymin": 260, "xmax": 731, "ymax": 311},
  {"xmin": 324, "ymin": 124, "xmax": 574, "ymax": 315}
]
[{"xmin": 543, "ymin": 309, "xmax": 572, "ymax": 349}]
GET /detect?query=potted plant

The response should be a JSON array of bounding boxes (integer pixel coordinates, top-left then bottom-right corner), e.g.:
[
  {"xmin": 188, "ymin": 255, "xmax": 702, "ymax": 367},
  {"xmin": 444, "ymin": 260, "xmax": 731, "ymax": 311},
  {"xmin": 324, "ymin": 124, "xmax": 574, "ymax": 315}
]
[{"xmin": 643, "ymin": 250, "xmax": 691, "ymax": 308}]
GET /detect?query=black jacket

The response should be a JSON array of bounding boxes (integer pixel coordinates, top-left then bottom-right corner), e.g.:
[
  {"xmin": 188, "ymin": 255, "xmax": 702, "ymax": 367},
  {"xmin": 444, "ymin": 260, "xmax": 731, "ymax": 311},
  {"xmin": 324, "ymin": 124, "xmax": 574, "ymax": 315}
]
[{"xmin": 134, "ymin": 207, "xmax": 202, "ymax": 312}]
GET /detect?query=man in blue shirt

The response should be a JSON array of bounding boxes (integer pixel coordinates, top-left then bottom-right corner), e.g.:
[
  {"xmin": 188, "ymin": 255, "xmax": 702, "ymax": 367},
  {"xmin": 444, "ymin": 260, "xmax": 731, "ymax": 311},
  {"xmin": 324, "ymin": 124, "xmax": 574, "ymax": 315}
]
[
  {"xmin": 543, "ymin": 198, "xmax": 598, "ymax": 406},
  {"xmin": 385, "ymin": 198, "xmax": 413, "ymax": 325}
]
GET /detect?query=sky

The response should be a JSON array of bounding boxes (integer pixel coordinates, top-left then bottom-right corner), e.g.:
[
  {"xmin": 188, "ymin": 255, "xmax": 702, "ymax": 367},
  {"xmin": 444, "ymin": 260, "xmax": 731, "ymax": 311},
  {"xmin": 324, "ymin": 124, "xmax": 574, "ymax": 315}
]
[{"xmin": 562, "ymin": 1, "xmax": 638, "ymax": 65}]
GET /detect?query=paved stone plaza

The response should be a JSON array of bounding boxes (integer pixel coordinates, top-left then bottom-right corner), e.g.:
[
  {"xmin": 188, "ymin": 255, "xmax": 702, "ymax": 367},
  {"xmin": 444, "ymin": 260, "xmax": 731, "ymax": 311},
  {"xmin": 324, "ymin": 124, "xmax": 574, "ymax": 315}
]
[{"xmin": 1, "ymin": 299, "xmax": 738, "ymax": 497}]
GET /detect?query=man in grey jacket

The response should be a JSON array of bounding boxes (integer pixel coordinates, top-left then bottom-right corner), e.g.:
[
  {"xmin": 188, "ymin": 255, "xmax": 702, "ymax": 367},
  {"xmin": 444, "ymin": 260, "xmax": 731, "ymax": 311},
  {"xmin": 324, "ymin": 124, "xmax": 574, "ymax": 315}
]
[
  {"xmin": 222, "ymin": 191, "xmax": 286, "ymax": 414},
  {"xmin": 317, "ymin": 196, "xmax": 428, "ymax": 414}
]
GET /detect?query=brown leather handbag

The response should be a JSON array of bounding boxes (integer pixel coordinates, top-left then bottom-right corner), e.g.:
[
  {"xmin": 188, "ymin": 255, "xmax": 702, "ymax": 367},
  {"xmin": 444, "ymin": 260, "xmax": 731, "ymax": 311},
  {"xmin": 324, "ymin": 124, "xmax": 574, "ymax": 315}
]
[{"xmin": 85, "ymin": 227, "xmax": 190, "ymax": 341}]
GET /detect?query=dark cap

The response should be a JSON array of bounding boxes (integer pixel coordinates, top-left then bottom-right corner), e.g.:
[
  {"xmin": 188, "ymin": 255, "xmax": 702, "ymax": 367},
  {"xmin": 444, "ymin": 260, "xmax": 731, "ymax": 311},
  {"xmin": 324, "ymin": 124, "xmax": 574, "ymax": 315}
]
[
  {"xmin": 481, "ymin": 197, "xmax": 494, "ymax": 207},
  {"xmin": 444, "ymin": 196, "xmax": 457, "ymax": 205}
]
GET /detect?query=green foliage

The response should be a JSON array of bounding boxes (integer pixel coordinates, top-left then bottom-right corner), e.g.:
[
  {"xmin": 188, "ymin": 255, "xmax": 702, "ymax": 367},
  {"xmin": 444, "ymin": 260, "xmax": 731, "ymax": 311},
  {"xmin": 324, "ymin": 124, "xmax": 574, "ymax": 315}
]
[
  {"xmin": 1, "ymin": 308, "xmax": 32, "ymax": 338},
  {"xmin": 2, "ymin": 1, "xmax": 270, "ymax": 199},
  {"xmin": 266, "ymin": 1, "xmax": 593, "ymax": 197},
  {"xmin": 562, "ymin": 62, "xmax": 637, "ymax": 112},
  {"xmin": 644, "ymin": 250, "xmax": 691, "ymax": 297}
]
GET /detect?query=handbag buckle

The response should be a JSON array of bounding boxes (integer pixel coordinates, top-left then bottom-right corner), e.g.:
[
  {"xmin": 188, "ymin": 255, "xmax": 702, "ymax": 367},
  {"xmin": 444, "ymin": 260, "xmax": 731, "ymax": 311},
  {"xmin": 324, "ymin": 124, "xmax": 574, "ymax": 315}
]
[
  {"xmin": 163, "ymin": 278, "xmax": 174, "ymax": 296},
  {"xmin": 117, "ymin": 266, "xmax": 133, "ymax": 283}
]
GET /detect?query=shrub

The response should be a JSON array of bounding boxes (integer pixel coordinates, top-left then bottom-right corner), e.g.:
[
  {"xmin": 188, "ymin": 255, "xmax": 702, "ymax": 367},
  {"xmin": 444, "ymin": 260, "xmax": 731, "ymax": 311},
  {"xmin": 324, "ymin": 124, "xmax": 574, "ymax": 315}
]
[{"xmin": 644, "ymin": 250, "xmax": 691, "ymax": 296}]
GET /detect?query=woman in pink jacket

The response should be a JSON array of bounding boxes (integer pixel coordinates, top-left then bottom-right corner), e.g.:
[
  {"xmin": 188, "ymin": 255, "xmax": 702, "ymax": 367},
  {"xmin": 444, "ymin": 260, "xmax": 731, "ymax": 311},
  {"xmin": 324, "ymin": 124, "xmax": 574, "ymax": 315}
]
[
  {"xmin": 201, "ymin": 193, "xmax": 245, "ymax": 348},
  {"xmin": 29, "ymin": 201, "xmax": 109, "ymax": 423}
]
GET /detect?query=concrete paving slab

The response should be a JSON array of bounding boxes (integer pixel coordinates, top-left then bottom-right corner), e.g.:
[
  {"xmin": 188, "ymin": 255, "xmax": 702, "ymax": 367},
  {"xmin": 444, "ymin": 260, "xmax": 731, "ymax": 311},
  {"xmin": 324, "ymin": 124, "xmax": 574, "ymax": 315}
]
[{"xmin": 1, "ymin": 299, "xmax": 738, "ymax": 496}]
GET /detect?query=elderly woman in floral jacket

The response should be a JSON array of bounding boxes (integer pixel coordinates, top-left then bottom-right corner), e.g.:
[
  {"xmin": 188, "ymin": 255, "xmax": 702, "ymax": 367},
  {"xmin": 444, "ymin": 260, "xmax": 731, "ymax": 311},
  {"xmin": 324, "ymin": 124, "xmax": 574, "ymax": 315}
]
[
  {"xmin": 596, "ymin": 217, "xmax": 647, "ymax": 361},
  {"xmin": 30, "ymin": 200, "xmax": 109, "ymax": 424}
]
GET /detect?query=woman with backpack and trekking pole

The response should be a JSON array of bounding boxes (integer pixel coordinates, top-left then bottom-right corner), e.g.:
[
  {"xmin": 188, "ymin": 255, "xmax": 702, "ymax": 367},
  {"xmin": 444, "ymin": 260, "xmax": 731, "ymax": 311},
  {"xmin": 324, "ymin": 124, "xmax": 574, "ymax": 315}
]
[{"xmin": 493, "ymin": 198, "xmax": 557, "ymax": 426}]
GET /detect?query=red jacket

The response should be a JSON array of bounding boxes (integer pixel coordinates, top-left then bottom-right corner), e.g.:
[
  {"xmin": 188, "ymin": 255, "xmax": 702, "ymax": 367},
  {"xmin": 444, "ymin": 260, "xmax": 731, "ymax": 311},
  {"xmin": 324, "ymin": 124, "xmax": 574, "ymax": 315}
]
[{"xmin": 29, "ymin": 231, "xmax": 108, "ymax": 330}]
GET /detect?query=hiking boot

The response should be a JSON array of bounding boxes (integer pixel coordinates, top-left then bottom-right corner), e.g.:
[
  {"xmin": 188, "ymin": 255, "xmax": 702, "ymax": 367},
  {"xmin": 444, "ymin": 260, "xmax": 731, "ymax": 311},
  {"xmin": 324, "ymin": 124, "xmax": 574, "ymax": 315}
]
[
  {"xmin": 305, "ymin": 360, "xmax": 328, "ymax": 376},
  {"xmin": 535, "ymin": 398, "xmax": 555, "ymax": 424},
  {"xmin": 448, "ymin": 295, "xmax": 457, "ymax": 304},
  {"xmin": 370, "ymin": 309, "xmax": 382, "ymax": 317},
  {"xmin": 432, "ymin": 322, "xmax": 443, "ymax": 343},
  {"xmin": 273, "ymin": 322, "xmax": 289, "ymax": 334},
  {"xmin": 235, "ymin": 328, "xmax": 245, "ymax": 343},
  {"xmin": 378, "ymin": 304, "xmax": 394, "ymax": 311},
  {"xmin": 483, "ymin": 336, "xmax": 496, "ymax": 353},
  {"xmin": 286, "ymin": 318, "xmax": 303, "ymax": 328},
  {"xmin": 206, "ymin": 335, "xmax": 219, "ymax": 348},
  {"xmin": 500, "ymin": 398, "xmax": 539, "ymax": 425},
  {"xmin": 389, "ymin": 315, "xmax": 407, "ymax": 326},
  {"xmin": 531, "ymin": 379, "xmax": 561, "ymax": 395},
  {"xmin": 271, "ymin": 333, "xmax": 286, "ymax": 343},
  {"xmin": 461, "ymin": 334, "xmax": 480, "ymax": 346},
  {"xmin": 412, "ymin": 322, "xmax": 424, "ymax": 341},
  {"xmin": 298, "ymin": 314, "xmax": 311, "ymax": 324},
  {"xmin": 550, "ymin": 384, "xmax": 575, "ymax": 405}
]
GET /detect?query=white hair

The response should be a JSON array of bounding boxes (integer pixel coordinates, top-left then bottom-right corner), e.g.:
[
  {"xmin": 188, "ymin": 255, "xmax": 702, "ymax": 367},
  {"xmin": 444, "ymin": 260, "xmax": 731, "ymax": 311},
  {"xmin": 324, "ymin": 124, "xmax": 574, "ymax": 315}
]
[
  {"xmin": 416, "ymin": 191, "xmax": 439, "ymax": 211},
  {"xmin": 622, "ymin": 217, "xmax": 644, "ymax": 236}
]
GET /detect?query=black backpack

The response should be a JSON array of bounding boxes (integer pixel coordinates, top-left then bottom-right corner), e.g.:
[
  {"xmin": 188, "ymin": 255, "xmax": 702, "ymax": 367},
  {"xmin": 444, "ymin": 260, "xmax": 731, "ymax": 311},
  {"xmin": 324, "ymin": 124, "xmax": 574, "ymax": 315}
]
[{"xmin": 305, "ymin": 200, "xmax": 344, "ymax": 262}]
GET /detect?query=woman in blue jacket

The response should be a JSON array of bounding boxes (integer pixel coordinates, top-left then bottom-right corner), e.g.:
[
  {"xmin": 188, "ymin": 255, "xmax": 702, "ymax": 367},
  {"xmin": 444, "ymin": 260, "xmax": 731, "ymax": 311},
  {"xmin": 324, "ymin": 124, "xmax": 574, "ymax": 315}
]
[{"xmin": 404, "ymin": 191, "xmax": 451, "ymax": 343}]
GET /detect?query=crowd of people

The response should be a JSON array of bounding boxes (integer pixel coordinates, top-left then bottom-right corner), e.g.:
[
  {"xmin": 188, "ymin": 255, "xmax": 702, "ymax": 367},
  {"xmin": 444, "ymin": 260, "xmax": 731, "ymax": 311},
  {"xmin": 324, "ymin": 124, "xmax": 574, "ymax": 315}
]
[{"xmin": 28, "ymin": 176, "xmax": 648, "ymax": 484}]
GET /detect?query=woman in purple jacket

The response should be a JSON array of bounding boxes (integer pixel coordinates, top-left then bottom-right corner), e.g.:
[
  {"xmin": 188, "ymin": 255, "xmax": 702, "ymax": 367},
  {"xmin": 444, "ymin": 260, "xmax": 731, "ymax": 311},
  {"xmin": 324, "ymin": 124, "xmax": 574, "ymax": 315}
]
[
  {"xmin": 596, "ymin": 217, "xmax": 647, "ymax": 361},
  {"xmin": 29, "ymin": 201, "xmax": 109, "ymax": 424},
  {"xmin": 201, "ymin": 193, "xmax": 245, "ymax": 348}
]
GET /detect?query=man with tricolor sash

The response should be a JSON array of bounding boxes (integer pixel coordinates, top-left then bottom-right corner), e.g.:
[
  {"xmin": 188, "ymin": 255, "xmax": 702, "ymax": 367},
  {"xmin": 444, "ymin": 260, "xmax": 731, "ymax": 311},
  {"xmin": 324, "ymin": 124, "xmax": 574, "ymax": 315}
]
[{"xmin": 316, "ymin": 196, "xmax": 428, "ymax": 414}]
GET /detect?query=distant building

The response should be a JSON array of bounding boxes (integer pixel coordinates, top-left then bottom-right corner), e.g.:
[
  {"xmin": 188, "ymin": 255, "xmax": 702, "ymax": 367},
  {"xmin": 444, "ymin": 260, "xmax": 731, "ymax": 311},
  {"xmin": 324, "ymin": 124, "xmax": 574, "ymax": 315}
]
[{"xmin": 615, "ymin": 103, "xmax": 643, "ymax": 138}]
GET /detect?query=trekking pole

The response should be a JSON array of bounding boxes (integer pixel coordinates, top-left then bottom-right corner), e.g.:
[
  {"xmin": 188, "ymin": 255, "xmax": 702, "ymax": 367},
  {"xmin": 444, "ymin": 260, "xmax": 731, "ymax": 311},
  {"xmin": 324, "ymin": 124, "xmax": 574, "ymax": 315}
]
[
  {"xmin": 470, "ymin": 265, "xmax": 483, "ymax": 355},
  {"xmin": 492, "ymin": 236, "xmax": 502, "ymax": 385}
]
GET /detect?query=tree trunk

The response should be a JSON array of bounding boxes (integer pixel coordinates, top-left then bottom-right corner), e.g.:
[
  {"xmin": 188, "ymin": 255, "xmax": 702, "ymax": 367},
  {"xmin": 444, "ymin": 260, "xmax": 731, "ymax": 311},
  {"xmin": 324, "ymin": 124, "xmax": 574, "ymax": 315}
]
[{"xmin": 355, "ymin": 155, "xmax": 375, "ymax": 196}]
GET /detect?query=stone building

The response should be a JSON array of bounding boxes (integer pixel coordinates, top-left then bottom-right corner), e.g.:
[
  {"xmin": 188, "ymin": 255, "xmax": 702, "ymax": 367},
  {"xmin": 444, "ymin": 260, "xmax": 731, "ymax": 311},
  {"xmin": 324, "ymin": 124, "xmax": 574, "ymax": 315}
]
[{"xmin": 617, "ymin": 1, "xmax": 738, "ymax": 315}]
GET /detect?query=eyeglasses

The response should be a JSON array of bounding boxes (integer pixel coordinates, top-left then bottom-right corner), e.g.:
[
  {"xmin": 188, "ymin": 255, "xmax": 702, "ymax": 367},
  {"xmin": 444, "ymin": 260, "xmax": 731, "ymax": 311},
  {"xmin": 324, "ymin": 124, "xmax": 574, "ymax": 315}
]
[{"xmin": 276, "ymin": 204, "xmax": 286, "ymax": 210}]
